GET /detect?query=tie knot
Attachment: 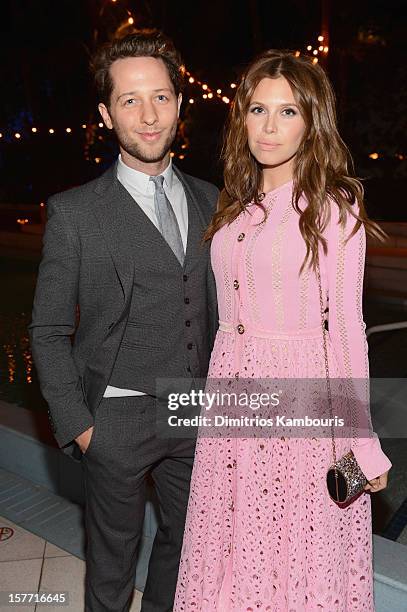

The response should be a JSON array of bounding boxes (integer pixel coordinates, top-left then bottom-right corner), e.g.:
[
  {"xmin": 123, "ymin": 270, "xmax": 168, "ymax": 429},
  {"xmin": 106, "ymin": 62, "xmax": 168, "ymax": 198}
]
[{"xmin": 150, "ymin": 175, "xmax": 165, "ymax": 190}]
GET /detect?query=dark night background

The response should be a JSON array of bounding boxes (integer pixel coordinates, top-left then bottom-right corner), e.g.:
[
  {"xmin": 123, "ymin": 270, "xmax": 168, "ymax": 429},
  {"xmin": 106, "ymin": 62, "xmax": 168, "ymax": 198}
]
[
  {"xmin": 0, "ymin": 0, "xmax": 406, "ymax": 221},
  {"xmin": 1, "ymin": 1, "xmax": 407, "ymax": 550}
]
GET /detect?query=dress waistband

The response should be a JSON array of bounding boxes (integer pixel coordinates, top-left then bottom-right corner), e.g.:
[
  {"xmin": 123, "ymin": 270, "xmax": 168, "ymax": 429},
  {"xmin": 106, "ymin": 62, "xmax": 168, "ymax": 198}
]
[{"xmin": 218, "ymin": 321, "xmax": 322, "ymax": 340}]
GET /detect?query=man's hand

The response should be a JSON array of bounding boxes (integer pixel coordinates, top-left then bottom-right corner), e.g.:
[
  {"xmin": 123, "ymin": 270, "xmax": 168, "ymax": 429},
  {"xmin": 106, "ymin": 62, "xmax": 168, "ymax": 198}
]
[
  {"xmin": 75, "ymin": 426, "xmax": 94, "ymax": 454},
  {"xmin": 364, "ymin": 470, "xmax": 389, "ymax": 493}
]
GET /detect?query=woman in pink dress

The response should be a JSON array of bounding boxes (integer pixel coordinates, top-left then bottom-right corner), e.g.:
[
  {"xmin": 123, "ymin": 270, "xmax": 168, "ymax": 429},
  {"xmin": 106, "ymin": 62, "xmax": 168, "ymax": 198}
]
[{"xmin": 174, "ymin": 50, "xmax": 391, "ymax": 611}]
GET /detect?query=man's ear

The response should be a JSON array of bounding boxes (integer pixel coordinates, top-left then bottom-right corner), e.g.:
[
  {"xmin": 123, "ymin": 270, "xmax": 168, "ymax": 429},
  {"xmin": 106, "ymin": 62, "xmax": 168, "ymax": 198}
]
[
  {"xmin": 177, "ymin": 93, "xmax": 182, "ymax": 118},
  {"xmin": 98, "ymin": 103, "xmax": 113, "ymax": 130}
]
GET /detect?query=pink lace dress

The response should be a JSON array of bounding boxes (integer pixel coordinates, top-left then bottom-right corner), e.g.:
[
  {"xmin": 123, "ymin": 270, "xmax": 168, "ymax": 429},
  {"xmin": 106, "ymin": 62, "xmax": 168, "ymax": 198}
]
[{"xmin": 174, "ymin": 181, "xmax": 391, "ymax": 612}]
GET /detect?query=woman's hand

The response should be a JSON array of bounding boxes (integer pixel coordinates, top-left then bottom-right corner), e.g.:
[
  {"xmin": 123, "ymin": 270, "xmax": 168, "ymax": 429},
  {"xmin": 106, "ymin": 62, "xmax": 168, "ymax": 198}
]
[{"xmin": 364, "ymin": 470, "xmax": 389, "ymax": 493}]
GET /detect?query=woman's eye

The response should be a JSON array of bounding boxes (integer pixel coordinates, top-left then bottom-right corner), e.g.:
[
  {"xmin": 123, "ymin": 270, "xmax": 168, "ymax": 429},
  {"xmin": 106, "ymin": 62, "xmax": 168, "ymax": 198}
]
[
  {"xmin": 157, "ymin": 95, "xmax": 168, "ymax": 102},
  {"xmin": 250, "ymin": 106, "xmax": 265, "ymax": 114},
  {"xmin": 282, "ymin": 107, "xmax": 297, "ymax": 116}
]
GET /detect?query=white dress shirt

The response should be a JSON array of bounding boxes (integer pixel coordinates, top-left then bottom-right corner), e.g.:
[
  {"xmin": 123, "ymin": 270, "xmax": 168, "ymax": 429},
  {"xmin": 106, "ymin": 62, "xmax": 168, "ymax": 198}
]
[{"xmin": 103, "ymin": 155, "xmax": 188, "ymax": 398}]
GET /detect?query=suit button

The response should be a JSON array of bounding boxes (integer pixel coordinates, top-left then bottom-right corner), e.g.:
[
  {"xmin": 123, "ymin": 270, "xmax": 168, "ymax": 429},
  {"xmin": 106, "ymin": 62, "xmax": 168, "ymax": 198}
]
[
  {"xmin": 237, "ymin": 233, "xmax": 245, "ymax": 242},
  {"xmin": 184, "ymin": 297, "xmax": 190, "ymax": 304},
  {"xmin": 187, "ymin": 366, "xmax": 191, "ymax": 373},
  {"xmin": 237, "ymin": 324, "xmax": 245, "ymax": 334},
  {"xmin": 183, "ymin": 274, "xmax": 188, "ymax": 281},
  {"xmin": 185, "ymin": 320, "xmax": 191, "ymax": 327},
  {"xmin": 233, "ymin": 279, "xmax": 239, "ymax": 290},
  {"xmin": 187, "ymin": 343, "xmax": 193, "ymax": 350}
]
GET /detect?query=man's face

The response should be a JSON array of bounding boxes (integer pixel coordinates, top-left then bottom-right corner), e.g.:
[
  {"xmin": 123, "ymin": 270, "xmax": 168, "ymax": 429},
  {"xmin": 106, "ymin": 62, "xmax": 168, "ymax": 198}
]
[{"xmin": 98, "ymin": 56, "xmax": 182, "ymax": 171}]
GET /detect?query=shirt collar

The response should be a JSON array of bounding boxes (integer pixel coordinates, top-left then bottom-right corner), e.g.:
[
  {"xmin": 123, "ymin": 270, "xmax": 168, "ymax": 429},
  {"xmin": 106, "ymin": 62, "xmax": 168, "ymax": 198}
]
[{"xmin": 117, "ymin": 154, "xmax": 174, "ymax": 194}]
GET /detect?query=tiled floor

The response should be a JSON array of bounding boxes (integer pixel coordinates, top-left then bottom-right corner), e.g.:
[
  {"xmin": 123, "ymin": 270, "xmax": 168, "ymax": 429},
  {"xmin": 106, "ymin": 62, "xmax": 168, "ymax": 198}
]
[{"xmin": 0, "ymin": 515, "xmax": 143, "ymax": 612}]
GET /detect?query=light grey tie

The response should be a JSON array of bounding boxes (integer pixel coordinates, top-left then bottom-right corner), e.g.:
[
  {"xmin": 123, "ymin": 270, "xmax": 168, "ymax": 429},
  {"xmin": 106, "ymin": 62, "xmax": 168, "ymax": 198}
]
[{"xmin": 150, "ymin": 175, "xmax": 185, "ymax": 265}]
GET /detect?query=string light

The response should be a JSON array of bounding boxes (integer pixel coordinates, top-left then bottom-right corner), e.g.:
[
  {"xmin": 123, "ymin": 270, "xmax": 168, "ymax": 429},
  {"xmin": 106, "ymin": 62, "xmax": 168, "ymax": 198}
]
[
  {"xmin": 303, "ymin": 34, "xmax": 329, "ymax": 60},
  {"xmin": 1, "ymin": 19, "xmax": 337, "ymax": 162},
  {"xmin": 369, "ymin": 152, "xmax": 379, "ymax": 159}
]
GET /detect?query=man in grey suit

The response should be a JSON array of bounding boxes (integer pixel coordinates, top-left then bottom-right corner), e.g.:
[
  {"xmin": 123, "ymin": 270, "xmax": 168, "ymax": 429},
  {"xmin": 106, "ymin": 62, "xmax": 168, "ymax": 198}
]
[{"xmin": 29, "ymin": 30, "xmax": 218, "ymax": 612}]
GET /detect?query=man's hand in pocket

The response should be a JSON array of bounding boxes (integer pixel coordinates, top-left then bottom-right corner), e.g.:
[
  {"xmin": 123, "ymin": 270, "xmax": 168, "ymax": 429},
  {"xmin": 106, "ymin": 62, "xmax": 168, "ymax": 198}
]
[{"xmin": 75, "ymin": 426, "xmax": 94, "ymax": 454}]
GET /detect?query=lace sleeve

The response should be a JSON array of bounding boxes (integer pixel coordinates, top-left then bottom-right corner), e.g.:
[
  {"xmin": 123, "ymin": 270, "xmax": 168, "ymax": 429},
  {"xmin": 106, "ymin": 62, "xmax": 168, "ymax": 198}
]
[{"xmin": 326, "ymin": 202, "xmax": 392, "ymax": 481}]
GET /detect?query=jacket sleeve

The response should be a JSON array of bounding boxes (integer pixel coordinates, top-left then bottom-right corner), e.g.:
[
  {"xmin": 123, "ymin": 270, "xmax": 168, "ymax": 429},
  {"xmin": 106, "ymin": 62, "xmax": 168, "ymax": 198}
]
[
  {"xmin": 326, "ymin": 202, "xmax": 392, "ymax": 481},
  {"xmin": 29, "ymin": 197, "xmax": 94, "ymax": 448}
]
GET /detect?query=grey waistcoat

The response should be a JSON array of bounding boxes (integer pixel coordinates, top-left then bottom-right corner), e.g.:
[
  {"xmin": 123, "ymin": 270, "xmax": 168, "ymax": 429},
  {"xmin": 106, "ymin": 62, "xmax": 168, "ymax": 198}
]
[{"xmin": 108, "ymin": 176, "xmax": 211, "ymax": 396}]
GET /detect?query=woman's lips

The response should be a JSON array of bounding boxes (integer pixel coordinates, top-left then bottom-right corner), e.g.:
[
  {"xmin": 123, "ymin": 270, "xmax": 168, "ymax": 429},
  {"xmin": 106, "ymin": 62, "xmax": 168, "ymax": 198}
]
[{"xmin": 257, "ymin": 142, "xmax": 281, "ymax": 150}]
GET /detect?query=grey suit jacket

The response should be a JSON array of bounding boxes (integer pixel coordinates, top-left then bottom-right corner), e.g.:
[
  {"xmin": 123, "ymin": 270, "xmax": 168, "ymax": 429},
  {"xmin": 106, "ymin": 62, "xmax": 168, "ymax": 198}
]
[{"xmin": 29, "ymin": 162, "xmax": 219, "ymax": 453}]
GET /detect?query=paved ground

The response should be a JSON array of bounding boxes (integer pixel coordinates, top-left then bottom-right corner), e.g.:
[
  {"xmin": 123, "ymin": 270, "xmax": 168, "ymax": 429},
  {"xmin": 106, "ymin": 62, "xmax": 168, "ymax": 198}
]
[{"xmin": 0, "ymin": 513, "xmax": 143, "ymax": 612}]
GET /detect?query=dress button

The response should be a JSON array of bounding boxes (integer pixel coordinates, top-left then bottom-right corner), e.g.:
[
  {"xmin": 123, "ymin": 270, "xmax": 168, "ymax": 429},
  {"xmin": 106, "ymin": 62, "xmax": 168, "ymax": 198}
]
[
  {"xmin": 187, "ymin": 343, "xmax": 193, "ymax": 350},
  {"xmin": 185, "ymin": 320, "xmax": 191, "ymax": 327},
  {"xmin": 237, "ymin": 324, "xmax": 245, "ymax": 334},
  {"xmin": 184, "ymin": 297, "xmax": 190, "ymax": 304},
  {"xmin": 237, "ymin": 233, "xmax": 245, "ymax": 242},
  {"xmin": 233, "ymin": 279, "xmax": 239, "ymax": 290}
]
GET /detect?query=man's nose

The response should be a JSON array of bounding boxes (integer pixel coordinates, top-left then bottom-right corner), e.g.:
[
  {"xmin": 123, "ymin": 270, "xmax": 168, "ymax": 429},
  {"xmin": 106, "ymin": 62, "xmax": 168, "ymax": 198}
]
[{"xmin": 140, "ymin": 101, "xmax": 158, "ymax": 125}]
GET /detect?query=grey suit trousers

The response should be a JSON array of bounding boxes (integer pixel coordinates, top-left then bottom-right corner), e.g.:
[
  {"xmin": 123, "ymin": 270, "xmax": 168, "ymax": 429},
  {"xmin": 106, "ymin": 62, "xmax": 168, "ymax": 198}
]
[{"xmin": 82, "ymin": 395, "xmax": 195, "ymax": 612}]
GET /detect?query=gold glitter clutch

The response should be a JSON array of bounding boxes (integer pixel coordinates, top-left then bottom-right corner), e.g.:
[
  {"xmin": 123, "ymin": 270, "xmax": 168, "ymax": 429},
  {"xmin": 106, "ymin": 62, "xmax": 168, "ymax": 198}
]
[
  {"xmin": 316, "ymin": 260, "xmax": 368, "ymax": 506},
  {"xmin": 326, "ymin": 450, "xmax": 367, "ymax": 505}
]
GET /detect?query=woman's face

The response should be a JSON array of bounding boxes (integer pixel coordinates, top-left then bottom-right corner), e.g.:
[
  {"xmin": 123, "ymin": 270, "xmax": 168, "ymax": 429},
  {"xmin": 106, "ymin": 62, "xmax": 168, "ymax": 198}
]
[{"xmin": 246, "ymin": 76, "xmax": 306, "ymax": 173}]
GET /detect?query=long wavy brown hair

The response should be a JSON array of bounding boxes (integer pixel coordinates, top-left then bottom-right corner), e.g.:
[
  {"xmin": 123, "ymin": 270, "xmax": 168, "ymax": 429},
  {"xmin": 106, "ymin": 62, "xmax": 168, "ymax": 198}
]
[{"xmin": 205, "ymin": 50, "xmax": 385, "ymax": 270}]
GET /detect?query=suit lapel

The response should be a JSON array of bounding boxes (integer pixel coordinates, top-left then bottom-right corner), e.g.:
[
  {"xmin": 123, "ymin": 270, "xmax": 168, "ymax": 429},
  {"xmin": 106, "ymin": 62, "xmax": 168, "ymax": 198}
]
[
  {"xmin": 91, "ymin": 165, "xmax": 136, "ymax": 303},
  {"xmin": 173, "ymin": 165, "xmax": 212, "ymax": 228},
  {"xmin": 173, "ymin": 166, "xmax": 210, "ymax": 271}
]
